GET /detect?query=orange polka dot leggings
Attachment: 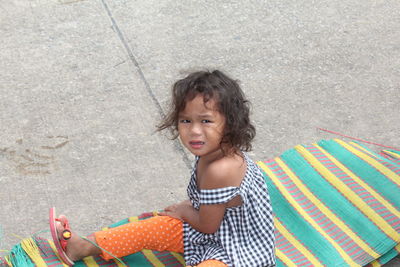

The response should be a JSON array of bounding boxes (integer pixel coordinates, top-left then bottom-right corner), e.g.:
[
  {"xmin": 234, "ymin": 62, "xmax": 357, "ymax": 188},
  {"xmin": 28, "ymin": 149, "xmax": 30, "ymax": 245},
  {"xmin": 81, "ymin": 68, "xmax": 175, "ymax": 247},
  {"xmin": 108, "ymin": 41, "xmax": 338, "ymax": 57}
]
[{"xmin": 94, "ymin": 215, "xmax": 227, "ymax": 267}]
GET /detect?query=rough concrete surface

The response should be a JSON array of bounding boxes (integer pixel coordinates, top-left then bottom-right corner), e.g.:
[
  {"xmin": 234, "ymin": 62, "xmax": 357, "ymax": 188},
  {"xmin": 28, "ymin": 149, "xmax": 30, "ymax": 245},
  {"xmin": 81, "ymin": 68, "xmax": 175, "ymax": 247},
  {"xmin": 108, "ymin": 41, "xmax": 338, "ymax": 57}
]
[{"xmin": 0, "ymin": 0, "xmax": 399, "ymax": 265}]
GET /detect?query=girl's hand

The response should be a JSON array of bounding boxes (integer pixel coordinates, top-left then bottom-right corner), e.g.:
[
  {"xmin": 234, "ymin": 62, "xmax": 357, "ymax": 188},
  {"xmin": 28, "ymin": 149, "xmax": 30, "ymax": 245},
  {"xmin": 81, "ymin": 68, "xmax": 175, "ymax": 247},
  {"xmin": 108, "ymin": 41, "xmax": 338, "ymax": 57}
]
[{"xmin": 159, "ymin": 200, "xmax": 192, "ymax": 220}]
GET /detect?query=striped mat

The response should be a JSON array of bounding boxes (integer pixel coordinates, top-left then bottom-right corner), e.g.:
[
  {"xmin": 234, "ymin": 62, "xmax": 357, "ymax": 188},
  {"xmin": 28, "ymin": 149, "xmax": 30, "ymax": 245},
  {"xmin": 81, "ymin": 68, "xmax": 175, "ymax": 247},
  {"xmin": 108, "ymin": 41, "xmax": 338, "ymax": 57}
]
[
  {"xmin": 258, "ymin": 138, "xmax": 400, "ymax": 267},
  {"xmin": 1, "ymin": 139, "xmax": 399, "ymax": 266}
]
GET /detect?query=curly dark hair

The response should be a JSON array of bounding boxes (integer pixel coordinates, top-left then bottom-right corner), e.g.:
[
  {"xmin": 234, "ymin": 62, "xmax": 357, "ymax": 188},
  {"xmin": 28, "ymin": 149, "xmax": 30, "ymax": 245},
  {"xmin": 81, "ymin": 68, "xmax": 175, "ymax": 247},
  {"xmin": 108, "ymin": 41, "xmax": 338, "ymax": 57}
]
[{"xmin": 157, "ymin": 70, "xmax": 256, "ymax": 153}]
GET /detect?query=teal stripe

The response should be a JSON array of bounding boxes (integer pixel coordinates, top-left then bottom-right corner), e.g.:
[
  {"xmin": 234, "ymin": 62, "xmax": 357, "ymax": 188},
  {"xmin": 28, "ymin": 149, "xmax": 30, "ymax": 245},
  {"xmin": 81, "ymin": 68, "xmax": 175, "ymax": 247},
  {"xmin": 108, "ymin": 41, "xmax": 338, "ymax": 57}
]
[
  {"xmin": 74, "ymin": 260, "xmax": 88, "ymax": 267},
  {"xmin": 109, "ymin": 218, "xmax": 130, "ymax": 228},
  {"xmin": 349, "ymin": 141, "xmax": 400, "ymax": 171},
  {"xmin": 383, "ymin": 149, "xmax": 400, "ymax": 166},
  {"xmin": 374, "ymin": 246, "xmax": 399, "ymax": 266},
  {"xmin": 349, "ymin": 141, "xmax": 397, "ymax": 164},
  {"xmin": 262, "ymin": 164, "xmax": 343, "ymax": 267},
  {"xmin": 386, "ymin": 149, "xmax": 400, "ymax": 156},
  {"xmin": 275, "ymin": 257, "xmax": 285, "ymax": 267},
  {"xmin": 318, "ymin": 139, "xmax": 400, "ymax": 209},
  {"xmin": 8, "ymin": 243, "xmax": 34, "ymax": 267},
  {"xmin": 279, "ymin": 148, "xmax": 395, "ymax": 256},
  {"xmin": 123, "ymin": 252, "xmax": 153, "ymax": 266}
]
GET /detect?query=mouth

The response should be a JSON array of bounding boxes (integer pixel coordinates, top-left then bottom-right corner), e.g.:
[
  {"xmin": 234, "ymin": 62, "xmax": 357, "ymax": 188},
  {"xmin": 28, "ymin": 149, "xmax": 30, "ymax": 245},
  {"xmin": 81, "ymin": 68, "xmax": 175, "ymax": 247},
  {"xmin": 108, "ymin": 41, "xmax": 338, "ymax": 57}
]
[{"xmin": 189, "ymin": 141, "xmax": 205, "ymax": 149}]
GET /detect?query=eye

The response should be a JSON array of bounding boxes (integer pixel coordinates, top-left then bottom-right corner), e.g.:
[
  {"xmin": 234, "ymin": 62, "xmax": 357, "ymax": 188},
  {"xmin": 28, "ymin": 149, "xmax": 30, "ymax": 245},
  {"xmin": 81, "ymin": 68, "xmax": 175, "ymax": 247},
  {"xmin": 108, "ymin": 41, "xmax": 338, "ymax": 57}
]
[
  {"xmin": 179, "ymin": 119, "xmax": 190, "ymax": 123},
  {"xmin": 201, "ymin": 119, "xmax": 212, "ymax": 123}
]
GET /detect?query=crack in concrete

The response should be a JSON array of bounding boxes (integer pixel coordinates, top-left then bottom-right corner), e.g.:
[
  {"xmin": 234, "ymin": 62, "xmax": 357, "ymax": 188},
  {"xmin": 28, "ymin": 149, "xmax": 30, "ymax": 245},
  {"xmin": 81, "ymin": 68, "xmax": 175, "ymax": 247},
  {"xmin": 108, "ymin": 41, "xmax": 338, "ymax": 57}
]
[{"xmin": 100, "ymin": 0, "xmax": 192, "ymax": 169}]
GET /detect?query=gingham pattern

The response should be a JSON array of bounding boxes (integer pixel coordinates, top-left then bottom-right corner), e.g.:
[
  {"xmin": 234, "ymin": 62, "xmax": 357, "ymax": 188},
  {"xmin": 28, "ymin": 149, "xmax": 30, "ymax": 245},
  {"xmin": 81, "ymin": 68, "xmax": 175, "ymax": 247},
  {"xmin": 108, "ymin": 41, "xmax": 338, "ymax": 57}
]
[
  {"xmin": 184, "ymin": 153, "xmax": 276, "ymax": 267},
  {"xmin": 199, "ymin": 187, "xmax": 240, "ymax": 205}
]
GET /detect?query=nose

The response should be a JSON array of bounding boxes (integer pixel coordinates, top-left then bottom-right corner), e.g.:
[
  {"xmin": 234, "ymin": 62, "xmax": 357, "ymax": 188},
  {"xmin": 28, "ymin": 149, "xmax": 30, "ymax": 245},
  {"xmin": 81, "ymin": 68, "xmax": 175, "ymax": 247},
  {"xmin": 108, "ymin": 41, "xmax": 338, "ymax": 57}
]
[{"xmin": 189, "ymin": 122, "xmax": 202, "ymax": 136}]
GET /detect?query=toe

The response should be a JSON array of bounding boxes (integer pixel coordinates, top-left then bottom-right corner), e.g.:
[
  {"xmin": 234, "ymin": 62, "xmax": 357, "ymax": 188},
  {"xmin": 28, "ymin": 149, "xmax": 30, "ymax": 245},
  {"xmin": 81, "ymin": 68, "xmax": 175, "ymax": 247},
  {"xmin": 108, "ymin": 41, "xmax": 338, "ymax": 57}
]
[
  {"xmin": 58, "ymin": 215, "xmax": 68, "ymax": 225},
  {"xmin": 55, "ymin": 215, "xmax": 70, "ymax": 240}
]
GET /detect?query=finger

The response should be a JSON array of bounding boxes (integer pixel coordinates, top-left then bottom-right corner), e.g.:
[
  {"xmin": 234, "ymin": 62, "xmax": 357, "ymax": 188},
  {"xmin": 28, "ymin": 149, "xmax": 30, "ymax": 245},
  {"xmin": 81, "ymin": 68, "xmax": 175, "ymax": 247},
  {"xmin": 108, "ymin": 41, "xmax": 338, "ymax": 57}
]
[
  {"xmin": 164, "ymin": 206, "xmax": 176, "ymax": 212},
  {"xmin": 159, "ymin": 211, "xmax": 181, "ymax": 220}
]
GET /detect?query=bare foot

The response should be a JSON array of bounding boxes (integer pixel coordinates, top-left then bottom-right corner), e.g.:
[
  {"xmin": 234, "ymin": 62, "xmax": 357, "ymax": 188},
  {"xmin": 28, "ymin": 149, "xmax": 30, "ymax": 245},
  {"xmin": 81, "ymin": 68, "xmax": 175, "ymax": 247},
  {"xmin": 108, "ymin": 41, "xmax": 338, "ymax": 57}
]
[{"xmin": 56, "ymin": 215, "xmax": 101, "ymax": 261}]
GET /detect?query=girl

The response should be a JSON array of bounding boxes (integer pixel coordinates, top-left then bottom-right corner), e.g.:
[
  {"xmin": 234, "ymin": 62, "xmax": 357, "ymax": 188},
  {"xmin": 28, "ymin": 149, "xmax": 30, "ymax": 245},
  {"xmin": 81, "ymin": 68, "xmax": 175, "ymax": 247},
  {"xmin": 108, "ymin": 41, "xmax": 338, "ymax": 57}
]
[{"xmin": 51, "ymin": 70, "xmax": 276, "ymax": 267}]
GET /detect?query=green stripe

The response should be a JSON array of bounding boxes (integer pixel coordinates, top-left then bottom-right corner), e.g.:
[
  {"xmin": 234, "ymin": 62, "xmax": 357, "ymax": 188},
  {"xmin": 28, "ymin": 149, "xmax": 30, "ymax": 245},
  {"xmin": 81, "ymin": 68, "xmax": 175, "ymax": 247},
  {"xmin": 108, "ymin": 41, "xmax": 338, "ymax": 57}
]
[
  {"xmin": 318, "ymin": 139, "xmax": 400, "ymax": 209},
  {"xmin": 280, "ymin": 148, "xmax": 394, "ymax": 255},
  {"xmin": 262, "ymin": 164, "xmax": 342, "ymax": 266}
]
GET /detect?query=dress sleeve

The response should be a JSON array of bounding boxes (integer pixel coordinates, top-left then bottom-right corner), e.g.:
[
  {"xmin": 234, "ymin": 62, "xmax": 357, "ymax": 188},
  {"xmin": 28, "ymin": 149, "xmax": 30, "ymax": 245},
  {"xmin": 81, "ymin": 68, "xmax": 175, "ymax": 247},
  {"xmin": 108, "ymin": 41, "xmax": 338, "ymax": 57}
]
[{"xmin": 199, "ymin": 187, "xmax": 240, "ymax": 205}]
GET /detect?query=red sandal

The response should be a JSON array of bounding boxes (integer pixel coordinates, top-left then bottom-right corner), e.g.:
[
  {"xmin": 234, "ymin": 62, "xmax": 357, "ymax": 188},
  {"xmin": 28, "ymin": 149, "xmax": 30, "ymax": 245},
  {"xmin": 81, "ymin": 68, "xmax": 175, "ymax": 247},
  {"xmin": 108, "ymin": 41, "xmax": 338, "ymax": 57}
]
[{"xmin": 49, "ymin": 207, "xmax": 75, "ymax": 266}]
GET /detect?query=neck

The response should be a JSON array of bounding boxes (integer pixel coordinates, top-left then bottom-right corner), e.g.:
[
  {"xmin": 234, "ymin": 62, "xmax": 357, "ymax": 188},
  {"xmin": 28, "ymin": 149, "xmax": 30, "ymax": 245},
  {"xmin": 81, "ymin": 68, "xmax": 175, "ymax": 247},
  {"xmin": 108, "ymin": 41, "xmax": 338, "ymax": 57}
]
[
  {"xmin": 200, "ymin": 146, "xmax": 239, "ymax": 163},
  {"xmin": 201, "ymin": 148, "xmax": 224, "ymax": 164}
]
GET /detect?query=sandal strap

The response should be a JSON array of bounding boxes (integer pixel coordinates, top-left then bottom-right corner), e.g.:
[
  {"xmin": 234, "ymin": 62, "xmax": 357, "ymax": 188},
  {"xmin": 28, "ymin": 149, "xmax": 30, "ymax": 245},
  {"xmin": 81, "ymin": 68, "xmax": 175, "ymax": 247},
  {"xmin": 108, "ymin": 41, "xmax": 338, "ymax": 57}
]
[{"xmin": 55, "ymin": 218, "xmax": 71, "ymax": 251}]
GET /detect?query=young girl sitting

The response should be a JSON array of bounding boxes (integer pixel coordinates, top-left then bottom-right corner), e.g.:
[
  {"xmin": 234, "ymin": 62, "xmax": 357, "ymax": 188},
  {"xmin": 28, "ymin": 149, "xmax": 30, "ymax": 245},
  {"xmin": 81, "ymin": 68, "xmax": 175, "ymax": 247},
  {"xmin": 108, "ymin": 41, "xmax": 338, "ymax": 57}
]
[{"xmin": 51, "ymin": 70, "xmax": 276, "ymax": 267}]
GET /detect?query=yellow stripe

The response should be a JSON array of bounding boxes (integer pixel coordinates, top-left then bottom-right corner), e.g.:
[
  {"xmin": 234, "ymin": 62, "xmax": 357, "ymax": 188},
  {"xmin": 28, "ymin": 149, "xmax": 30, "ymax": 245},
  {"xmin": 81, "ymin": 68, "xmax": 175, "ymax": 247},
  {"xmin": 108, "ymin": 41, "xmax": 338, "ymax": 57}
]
[
  {"xmin": 315, "ymin": 144, "xmax": 400, "ymax": 221},
  {"xmin": 370, "ymin": 259, "xmax": 382, "ymax": 267},
  {"xmin": 129, "ymin": 216, "xmax": 139, "ymax": 222},
  {"xmin": 101, "ymin": 227, "xmax": 109, "ymax": 231},
  {"xmin": 83, "ymin": 256, "xmax": 100, "ymax": 266},
  {"xmin": 170, "ymin": 251, "xmax": 186, "ymax": 266},
  {"xmin": 335, "ymin": 139, "xmax": 400, "ymax": 186},
  {"xmin": 295, "ymin": 145, "xmax": 400, "ymax": 241},
  {"xmin": 142, "ymin": 249, "xmax": 165, "ymax": 266},
  {"xmin": 383, "ymin": 150, "xmax": 400, "ymax": 159},
  {"xmin": 275, "ymin": 157, "xmax": 380, "ymax": 258},
  {"xmin": 349, "ymin": 142, "xmax": 377, "ymax": 158},
  {"xmin": 395, "ymin": 243, "xmax": 400, "ymax": 253},
  {"xmin": 48, "ymin": 240, "xmax": 69, "ymax": 267},
  {"xmin": 258, "ymin": 161, "xmax": 358, "ymax": 266},
  {"xmin": 20, "ymin": 238, "xmax": 48, "ymax": 267},
  {"xmin": 113, "ymin": 258, "xmax": 127, "ymax": 267},
  {"xmin": 276, "ymin": 249, "xmax": 297, "ymax": 267},
  {"xmin": 274, "ymin": 217, "xmax": 323, "ymax": 266},
  {"xmin": 350, "ymin": 142, "xmax": 400, "ymax": 166},
  {"xmin": 4, "ymin": 255, "xmax": 12, "ymax": 266}
]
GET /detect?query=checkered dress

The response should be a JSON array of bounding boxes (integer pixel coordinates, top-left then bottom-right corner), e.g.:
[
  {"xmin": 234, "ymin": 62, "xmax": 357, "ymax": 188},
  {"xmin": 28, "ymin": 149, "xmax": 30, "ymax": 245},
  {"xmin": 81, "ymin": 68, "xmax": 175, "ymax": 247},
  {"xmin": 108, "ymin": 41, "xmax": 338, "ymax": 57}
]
[{"xmin": 183, "ymin": 153, "xmax": 276, "ymax": 267}]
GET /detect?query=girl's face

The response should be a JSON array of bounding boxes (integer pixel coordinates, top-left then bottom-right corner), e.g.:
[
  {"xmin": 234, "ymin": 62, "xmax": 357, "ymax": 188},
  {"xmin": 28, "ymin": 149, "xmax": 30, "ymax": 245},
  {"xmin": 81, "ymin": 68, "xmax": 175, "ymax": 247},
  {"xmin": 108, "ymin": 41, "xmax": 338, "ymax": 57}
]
[{"xmin": 178, "ymin": 94, "xmax": 226, "ymax": 160}]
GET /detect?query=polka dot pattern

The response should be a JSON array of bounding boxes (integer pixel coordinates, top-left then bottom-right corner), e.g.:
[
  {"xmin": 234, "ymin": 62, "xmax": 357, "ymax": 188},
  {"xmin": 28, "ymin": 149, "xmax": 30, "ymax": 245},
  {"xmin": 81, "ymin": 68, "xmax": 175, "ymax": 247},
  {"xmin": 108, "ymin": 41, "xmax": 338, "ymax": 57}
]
[{"xmin": 94, "ymin": 216, "xmax": 184, "ymax": 260}]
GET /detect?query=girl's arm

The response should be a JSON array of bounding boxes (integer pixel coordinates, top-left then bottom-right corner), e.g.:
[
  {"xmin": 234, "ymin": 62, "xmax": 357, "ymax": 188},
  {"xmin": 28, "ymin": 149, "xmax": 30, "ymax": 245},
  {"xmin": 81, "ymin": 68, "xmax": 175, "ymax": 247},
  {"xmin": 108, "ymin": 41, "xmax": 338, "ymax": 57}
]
[
  {"xmin": 161, "ymin": 200, "xmax": 227, "ymax": 234},
  {"xmin": 160, "ymin": 159, "xmax": 243, "ymax": 234}
]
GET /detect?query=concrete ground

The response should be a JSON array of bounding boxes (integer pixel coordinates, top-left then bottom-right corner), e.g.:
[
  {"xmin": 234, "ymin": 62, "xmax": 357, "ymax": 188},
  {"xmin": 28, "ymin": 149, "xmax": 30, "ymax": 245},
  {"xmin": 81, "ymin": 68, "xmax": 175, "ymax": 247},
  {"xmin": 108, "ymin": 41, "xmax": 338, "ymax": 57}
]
[{"xmin": 0, "ymin": 0, "xmax": 399, "ymax": 265}]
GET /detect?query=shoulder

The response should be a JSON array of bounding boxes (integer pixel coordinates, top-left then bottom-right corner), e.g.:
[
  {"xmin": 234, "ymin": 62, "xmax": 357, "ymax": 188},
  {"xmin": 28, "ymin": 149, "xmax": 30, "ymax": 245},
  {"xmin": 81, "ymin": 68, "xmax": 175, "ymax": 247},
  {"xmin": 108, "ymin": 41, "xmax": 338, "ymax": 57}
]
[{"xmin": 200, "ymin": 153, "xmax": 246, "ymax": 190}]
